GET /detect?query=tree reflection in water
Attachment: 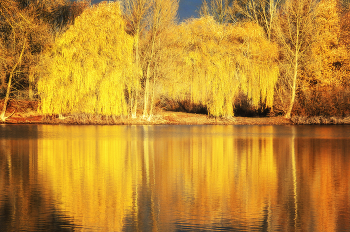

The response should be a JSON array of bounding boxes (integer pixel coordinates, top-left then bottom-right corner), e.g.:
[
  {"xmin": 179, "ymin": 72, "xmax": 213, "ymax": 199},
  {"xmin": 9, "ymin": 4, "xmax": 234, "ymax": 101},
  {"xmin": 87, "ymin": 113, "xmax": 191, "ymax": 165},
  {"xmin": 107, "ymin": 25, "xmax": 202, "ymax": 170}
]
[
  {"xmin": 0, "ymin": 125, "xmax": 350, "ymax": 231},
  {"xmin": 0, "ymin": 137, "xmax": 78, "ymax": 231}
]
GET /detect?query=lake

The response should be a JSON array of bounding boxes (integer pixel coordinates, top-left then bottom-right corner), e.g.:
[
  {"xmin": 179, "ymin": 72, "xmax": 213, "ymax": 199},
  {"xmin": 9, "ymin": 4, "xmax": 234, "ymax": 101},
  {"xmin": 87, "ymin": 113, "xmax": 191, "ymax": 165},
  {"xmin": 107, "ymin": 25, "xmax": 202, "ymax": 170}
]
[{"xmin": 0, "ymin": 125, "xmax": 350, "ymax": 231}]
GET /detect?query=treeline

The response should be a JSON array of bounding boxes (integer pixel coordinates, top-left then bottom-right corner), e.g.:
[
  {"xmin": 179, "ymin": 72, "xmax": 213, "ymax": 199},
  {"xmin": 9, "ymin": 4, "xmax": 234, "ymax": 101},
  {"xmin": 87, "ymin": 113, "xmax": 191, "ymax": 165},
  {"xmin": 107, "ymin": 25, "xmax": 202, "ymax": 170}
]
[{"xmin": 1, "ymin": 0, "xmax": 350, "ymax": 120}]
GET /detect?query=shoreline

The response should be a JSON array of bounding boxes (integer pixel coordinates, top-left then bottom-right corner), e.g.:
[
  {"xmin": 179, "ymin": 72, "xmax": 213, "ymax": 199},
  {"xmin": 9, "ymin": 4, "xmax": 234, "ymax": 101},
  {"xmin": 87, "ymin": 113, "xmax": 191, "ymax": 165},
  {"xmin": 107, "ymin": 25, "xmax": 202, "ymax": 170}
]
[
  {"xmin": 1, "ymin": 100, "xmax": 350, "ymax": 125},
  {"xmin": 1, "ymin": 111, "xmax": 292, "ymax": 125},
  {"xmin": 3, "ymin": 112, "xmax": 350, "ymax": 126},
  {"xmin": 3, "ymin": 113, "xmax": 350, "ymax": 126}
]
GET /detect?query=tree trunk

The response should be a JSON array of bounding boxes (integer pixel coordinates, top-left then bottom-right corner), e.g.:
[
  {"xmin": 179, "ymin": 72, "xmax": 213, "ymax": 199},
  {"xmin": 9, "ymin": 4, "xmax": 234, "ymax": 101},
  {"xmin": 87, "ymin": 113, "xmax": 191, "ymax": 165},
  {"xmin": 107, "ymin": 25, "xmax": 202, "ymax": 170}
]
[
  {"xmin": 143, "ymin": 63, "xmax": 151, "ymax": 118},
  {"xmin": 0, "ymin": 71, "xmax": 14, "ymax": 121},
  {"xmin": 285, "ymin": 58, "xmax": 298, "ymax": 118},
  {"xmin": 29, "ymin": 68, "xmax": 34, "ymax": 100},
  {"xmin": 132, "ymin": 32, "xmax": 140, "ymax": 119},
  {"xmin": 0, "ymin": 64, "xmax": 5, "ymax": 93},
  {"xmin": 285, "ymin": 33, "xmax": 299, "ymax": 119},
  {"xmin": 149, "ymin": 68, "xmax": 157, "ymax": 118},
  {"xmin": 131, "ymin": 94, "xmax": 138, "ymax": 118},
  {"xmin": 142, "ymin": 28, "xmax": 157, "ymax": 118}
]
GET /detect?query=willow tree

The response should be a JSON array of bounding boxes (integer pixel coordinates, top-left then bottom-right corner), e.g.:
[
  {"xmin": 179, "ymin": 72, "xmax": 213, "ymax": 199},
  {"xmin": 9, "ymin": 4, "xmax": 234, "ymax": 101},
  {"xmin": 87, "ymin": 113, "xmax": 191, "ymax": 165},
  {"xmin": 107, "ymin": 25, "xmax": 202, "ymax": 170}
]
[
  {"xmin": 38, "ymin": 2, "xmax": 135, "ymax": 116},
  {"xmin": 161, "ymin": 17, "xmax": 279, "ymax": 117}
]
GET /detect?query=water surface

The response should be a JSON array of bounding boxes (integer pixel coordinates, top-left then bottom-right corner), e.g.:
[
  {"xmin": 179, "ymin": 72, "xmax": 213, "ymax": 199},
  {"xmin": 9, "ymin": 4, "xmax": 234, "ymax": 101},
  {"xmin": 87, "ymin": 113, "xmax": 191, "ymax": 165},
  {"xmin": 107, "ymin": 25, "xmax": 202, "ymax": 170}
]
[{"xmin": 0, "ymin": 125, "xmax": 350, "ymax": 231}]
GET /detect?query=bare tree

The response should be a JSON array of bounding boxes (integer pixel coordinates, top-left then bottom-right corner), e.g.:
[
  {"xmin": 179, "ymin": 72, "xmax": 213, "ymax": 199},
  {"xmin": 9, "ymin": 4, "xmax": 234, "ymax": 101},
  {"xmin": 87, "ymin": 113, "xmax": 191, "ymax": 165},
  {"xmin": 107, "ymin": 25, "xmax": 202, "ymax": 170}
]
[
  {"xmin": 121, "ymin": 0, "xmax": 178, "ymax": 119},
  {"xmin": 200, "ymin": 0, "xmax": 283, "ymax": 41},
  {"xmin": 276, "ymin": 0, "xmax": 318, "ymax": 118},
  {"xmin": 0, "ymin": 0, "xmax": 88, "ymax": 121},
  {"xmin": 0, "ymin": 41, "xmax": 26, "ymax": 121},
  {"xmin": 199, "ymin": 0, "xmax": 234, "ymax": 24},
  {"xmin": 142, "ymin": 0, "xmax": 178, "ymax": 119},
  {"xmin": 233, "ymin": 0, "xmax": 283, "ymax": 40},
  {"xmin": 121, "ymin": 0, "xmax": 151, "ymax": 118},
  {"xmin": 0, "ymin": 0, "xmax": 29, "ymax": 121}
]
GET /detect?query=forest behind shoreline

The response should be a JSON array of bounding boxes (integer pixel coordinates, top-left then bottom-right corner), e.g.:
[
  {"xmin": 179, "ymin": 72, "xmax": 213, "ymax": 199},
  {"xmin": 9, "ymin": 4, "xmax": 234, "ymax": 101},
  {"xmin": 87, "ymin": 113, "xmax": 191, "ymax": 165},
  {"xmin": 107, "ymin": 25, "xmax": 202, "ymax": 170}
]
[{"xmin": 1, "ymin": 0, "xmax": 350, "ymax": 123}]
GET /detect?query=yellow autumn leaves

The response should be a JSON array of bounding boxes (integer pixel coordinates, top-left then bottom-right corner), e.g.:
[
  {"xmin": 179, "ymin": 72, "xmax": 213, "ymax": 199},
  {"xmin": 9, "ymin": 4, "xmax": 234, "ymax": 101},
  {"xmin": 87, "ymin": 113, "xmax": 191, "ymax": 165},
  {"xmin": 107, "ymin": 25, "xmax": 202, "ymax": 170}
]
[
  {"xmin": 162, "ymin": 17, "xmax": 279, "ymax": 117},
  {"xmin": 38, "ymin": 1, "xmax": 279, "ymax": 117},
  {"xmin": 38, "ymin": 2, "xmax": 135, "ymax": 116}
]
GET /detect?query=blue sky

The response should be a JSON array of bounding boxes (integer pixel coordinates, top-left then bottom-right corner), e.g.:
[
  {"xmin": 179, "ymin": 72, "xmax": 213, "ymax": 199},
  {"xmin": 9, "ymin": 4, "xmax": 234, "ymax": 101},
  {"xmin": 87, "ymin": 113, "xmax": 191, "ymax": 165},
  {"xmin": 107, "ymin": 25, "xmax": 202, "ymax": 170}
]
[
  {"xmin": 176, "ymin": 0, "xmax": 202, "ymax": 20},
  {"xmin": 89, "ymin": 0, "xmax": 202, "ymax": 21}
]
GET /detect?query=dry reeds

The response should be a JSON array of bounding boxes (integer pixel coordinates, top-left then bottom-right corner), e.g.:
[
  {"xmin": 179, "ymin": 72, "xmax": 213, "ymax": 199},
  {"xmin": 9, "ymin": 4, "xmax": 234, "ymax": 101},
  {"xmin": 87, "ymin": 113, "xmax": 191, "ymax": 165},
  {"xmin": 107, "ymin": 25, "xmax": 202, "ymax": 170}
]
[{"xmin": 291, "ymin": 116, "xmax": 350, "ymax": 124}]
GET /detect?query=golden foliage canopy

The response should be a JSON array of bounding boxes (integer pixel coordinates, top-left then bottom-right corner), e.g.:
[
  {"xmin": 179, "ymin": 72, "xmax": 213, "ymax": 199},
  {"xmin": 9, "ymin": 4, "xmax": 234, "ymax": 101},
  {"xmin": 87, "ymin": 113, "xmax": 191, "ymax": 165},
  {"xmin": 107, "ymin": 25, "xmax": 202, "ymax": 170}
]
[
  {"xmin": 38, "ymin": 2, "xmax": 135, "ymax": 116},
  {"xmin": 161, "ymin": 17, "xmax": 279, "ymax": 117},
  {"xmin": 306, "ymin": 0, "xmax": 347, "ymax": 88}
]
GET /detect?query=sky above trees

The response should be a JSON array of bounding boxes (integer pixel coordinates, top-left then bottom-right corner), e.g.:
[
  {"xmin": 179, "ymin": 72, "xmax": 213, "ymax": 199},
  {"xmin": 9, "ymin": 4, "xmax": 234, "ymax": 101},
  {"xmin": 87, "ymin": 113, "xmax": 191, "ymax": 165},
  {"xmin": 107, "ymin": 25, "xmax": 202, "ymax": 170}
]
[{"xmin": 89, "ymin": 0, "xmax": 201, "ymax": 20}]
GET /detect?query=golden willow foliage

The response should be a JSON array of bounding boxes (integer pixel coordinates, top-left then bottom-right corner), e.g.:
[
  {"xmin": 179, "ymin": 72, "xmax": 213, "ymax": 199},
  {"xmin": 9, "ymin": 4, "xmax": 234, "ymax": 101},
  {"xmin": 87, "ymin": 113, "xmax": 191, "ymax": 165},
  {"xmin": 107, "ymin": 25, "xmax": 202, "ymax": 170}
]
[
  {"xmin": 37, "ymin": 2, "xmax": 135, "ymax": 116},
  {"xmin": 161, "ymin": 17, "xmax": 279, "ymax": 117}
]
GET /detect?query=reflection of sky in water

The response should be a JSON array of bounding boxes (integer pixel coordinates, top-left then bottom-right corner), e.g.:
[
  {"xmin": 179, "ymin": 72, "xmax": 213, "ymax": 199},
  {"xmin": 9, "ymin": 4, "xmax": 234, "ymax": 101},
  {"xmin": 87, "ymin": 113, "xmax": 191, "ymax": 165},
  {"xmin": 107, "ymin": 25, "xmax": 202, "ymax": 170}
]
[{"xmin": 1, "ymin": 125, "xmax": 350, "ymax": 231}]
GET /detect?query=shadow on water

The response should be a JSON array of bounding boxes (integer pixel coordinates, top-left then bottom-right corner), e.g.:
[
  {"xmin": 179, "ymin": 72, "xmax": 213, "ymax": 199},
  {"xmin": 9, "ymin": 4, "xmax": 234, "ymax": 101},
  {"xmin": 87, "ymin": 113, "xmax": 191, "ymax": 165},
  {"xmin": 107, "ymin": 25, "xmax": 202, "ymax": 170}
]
[
  {"xmin": 0, "ymin": 125, "xmax": 40, "ymax": 140},
  {"xmin": 0, "ymin": 132, "xmax": 79, "ymax": 232}
]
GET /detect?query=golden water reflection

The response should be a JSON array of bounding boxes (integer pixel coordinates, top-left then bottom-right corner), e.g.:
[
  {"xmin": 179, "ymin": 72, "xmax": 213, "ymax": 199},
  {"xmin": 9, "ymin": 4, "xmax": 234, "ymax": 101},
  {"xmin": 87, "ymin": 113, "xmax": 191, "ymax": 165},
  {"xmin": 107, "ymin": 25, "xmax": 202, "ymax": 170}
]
[{"xmin": 2, "ymin": 125, "xmax": 350, "ymax": 231}]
